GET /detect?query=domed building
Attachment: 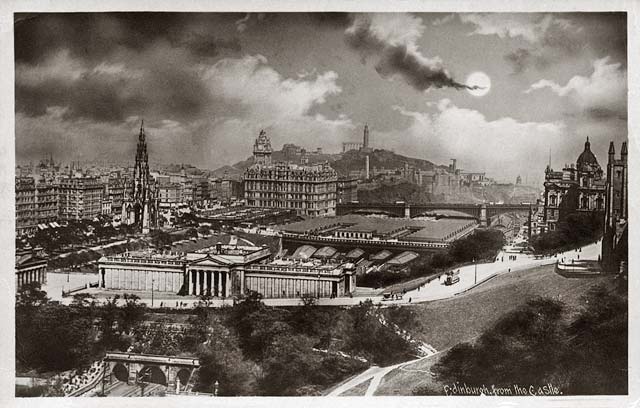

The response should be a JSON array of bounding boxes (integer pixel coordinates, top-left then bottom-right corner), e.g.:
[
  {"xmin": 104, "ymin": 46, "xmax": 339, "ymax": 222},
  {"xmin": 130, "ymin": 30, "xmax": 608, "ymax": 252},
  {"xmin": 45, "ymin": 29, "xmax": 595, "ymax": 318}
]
[{"xmin": 542, "ymin": 137, "xmax": 606, "ymax": 231}]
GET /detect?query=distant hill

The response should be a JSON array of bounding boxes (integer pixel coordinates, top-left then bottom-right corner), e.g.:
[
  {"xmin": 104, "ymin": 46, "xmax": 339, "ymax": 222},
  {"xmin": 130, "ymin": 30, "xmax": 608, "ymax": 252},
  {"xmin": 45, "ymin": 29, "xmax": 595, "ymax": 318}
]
[
  {"xmin": 331, "ymin": 149, "xmax": 440, "ymax": 176},
  {"xmin": 213, "ymin": 147, "xmax": 441, "ymax": 179}
]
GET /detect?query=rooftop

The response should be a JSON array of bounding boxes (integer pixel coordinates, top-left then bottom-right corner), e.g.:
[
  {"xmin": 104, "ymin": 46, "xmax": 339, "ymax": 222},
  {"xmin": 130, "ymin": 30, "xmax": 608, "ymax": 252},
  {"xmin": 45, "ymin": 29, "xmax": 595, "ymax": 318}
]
[{"xmin": 280, "ymin": 214, "xmax": 477, "ymax": 243}]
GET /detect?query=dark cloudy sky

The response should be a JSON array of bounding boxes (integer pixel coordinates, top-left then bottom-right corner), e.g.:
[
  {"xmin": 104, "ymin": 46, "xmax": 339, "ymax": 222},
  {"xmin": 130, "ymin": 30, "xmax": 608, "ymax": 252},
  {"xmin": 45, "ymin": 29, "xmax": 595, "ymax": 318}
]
[{"xmin": 15, "ymin": 12, "xmax": 627, "ymax": 183}]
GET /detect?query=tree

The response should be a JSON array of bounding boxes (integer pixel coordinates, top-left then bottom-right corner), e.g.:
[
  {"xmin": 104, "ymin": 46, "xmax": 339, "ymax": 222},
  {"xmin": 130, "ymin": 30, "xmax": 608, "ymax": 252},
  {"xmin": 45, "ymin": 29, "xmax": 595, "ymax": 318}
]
[
  {"xmin": 259, "ymin": 333, "xmax": 321, "ymax": 395},
  {"xmin": 194, "ymin": 316, "xmax": 258, "ymax": 396},
  {"xmin": 98, "ymin": 296, "xmax": 127, "ymax": 352},
  {"xmin": 16, "ymin": 281, "xmax": 49, "ymax": 308},
  {"xmin": 120, "ymin": 294, "xmax": 146, "ymax": 333},
  {"xmin": 448, "ymin": 229, "xmax": 505, "ymax": 263},
  {"xmin": 531, "ymin": 212, "xmax": 602, "ymax": 254},
  {"xmin": 561, "ymin": 285, "xmax": 627, "ymax": 394},
  {"xmin": 287, "ymin": 294, "xmax": 332, "ymax": 344},
  {"xmin": 340, "ymin": 300, "xmax": 417, "ymax": 366},
  {"xmin": 433, "ymin": 297, "xmax": 566, "ymax": 389}
]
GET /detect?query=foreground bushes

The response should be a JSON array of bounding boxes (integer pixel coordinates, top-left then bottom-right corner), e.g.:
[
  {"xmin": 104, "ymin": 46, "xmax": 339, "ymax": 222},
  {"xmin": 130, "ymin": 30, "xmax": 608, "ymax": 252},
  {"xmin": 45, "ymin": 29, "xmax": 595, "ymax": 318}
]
[
  {"xmin": 418, "ymin": 284, "xmax": 627, "ymax": 396},
  {"xmin": 531, "ymin": 213, "xmax": 602, "ymax": 254},
  {"xmin": 16, "ymin": 285, "xmax": 417, "ymax": 396}
]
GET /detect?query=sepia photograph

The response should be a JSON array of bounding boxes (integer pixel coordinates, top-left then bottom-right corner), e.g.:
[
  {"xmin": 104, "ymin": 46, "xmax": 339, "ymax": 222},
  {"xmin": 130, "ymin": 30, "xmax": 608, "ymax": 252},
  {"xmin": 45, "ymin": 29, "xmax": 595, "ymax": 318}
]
[{"xmin": 6, "ymin": 3, "xmax": 634, "ymax": 404}]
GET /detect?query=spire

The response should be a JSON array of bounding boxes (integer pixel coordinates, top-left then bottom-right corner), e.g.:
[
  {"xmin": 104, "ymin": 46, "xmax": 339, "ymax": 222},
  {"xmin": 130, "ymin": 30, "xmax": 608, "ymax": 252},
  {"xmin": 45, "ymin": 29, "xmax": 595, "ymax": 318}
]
[
  {"xmin": 621, "ymin": 141, "xmax": 627, "ymax": 155},
  {"xmin": 608, "ymin": 141, "xmax": 615, "ymax": 155},
  {"xmin": 584, "ymin": 136, "xmax": 590, "ymax": 151},
  {"xmin": 139, "ymin": 120, "xmax": 145, "ymax": 141}
]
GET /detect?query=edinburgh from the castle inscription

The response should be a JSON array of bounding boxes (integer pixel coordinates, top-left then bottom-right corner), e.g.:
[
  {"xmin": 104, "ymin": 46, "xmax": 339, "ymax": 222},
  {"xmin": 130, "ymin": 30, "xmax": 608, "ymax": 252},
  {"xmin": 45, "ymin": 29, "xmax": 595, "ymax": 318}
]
[{"xmin": 14, "ymin": 12, "xmax": 627, "ymax": 397}]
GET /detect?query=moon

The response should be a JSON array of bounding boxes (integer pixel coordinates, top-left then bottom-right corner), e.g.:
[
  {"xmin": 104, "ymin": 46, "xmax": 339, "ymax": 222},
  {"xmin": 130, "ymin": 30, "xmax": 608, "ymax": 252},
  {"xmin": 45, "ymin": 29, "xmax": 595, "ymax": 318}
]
[{"xmin": 466, "ymin": 71, "xmax": 491, "ymax": 97}]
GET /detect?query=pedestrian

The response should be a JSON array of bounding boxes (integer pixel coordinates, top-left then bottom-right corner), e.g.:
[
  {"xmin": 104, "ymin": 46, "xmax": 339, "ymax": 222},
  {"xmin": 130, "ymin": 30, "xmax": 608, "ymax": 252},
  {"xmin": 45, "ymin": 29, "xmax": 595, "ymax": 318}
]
[
  {"xmin": 438, "ymin": 275, "xmax": 441, "ymax": 281},
  {"xmin": 577, "ymin": 254, "xmax": 580, "ymax": 260},
  {"xmin": 508, "ymin": 268, "xmax": 511, "ymax": 273},
  {"xmin": 502, "ymin": 256, "xmax": 504, "ymax": 262},
  {"xmin": 160, "ymin": 302, "xmax": 163, "ymax": 308},
  {"xmin": 176, "ymin": 301, "xmax": 178, "ymax": 308},
  {"xmin": 409, "ymin": 297, "xmax": 412, "ymax": 303}
]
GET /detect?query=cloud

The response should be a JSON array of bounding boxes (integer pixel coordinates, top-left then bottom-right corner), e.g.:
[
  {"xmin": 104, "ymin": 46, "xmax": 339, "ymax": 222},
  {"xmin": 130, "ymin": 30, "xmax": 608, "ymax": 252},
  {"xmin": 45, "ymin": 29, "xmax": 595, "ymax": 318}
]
[
  {"xmin": 461, "ymin": 13, "xmax": 620, "ymax": 74},
  {"xmin": 15, "ymin": 44, "xmax": 210, "ymax": 123},
  {"xmin": 460, "ymin": 13, "xmax": 575, "ymax": 43},
  {"xmin": 16, "ymin": 53, "xmax": 355, "ymax": 167},
  {"xmin": 198, "ymin": 54, "xmax": 355, "ymax": 163},
  {"xmin": 432, "ymin": 14, "xmax": 455, "ymax": 26},
  {"xmin": 374, "ymin": 99, "xmax": 566, "ymax": 182},
  {"xmin": 344, "ymin": 13, "xmax": 476, "ymax": 92},
  {"xmin": 525, "ymin": 57, "xmax": 627, "ymax": 120},
  {"xmin": 15, "ymin": 13, "xmax": 242, "ymax": 63},
  {"xmin": 503, "ymin": 48, "xmax": 550, "ymax": 74}
]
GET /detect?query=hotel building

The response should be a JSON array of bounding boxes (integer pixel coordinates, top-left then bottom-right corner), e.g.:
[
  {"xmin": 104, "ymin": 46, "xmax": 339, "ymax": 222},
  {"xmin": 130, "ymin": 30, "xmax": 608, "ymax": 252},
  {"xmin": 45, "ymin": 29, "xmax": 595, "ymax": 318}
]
[{"xmin": 243, "ymin": 130, "xmax": 338, "ymax": 216}]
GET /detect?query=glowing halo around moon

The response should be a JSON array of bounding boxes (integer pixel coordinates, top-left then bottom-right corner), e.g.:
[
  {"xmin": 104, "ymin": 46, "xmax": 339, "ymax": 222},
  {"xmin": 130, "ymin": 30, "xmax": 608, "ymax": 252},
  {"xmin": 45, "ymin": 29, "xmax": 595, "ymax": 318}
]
[{"xmin": 465, "ymin": 71, "xmax": 491, "ymax": 97}]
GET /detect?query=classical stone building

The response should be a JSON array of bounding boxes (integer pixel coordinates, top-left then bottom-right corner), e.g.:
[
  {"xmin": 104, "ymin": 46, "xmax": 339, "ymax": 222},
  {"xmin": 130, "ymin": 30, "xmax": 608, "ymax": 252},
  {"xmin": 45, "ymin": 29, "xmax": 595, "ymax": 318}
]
[
  {"xmin": 16, "ymin": 248, "xmax": 47, "ymax": 291},
  {"xmin": 244, "ymin": 258, "xmax": 356, "ymax": 298},
  {"xmin": 122, "ymin": 121, "xmax": 159, "ymax": 233},
  {"xmin": 602, "ymin": 141, "xmax": 628, "ymax": 274},
  {"xmin": 98, "ymin": 242, "xmax": 357, "ymax": 299},
  {"xmin": 542, "ymin": 138, "xmax": 606, "ymax": 231},
  {"xmin": 243, "ymin": 130, "xmax": 338, "ymax": 216},
  {"xmin": 98, "ymin": 243, "xmax": 270, "ymax": 296}
]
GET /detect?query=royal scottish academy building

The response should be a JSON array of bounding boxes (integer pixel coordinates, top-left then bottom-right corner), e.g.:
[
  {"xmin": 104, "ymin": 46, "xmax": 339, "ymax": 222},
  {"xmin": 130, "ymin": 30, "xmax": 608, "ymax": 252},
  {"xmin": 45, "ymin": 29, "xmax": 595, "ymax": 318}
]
[{"xmin": 98, "ymin": 241, "xmax": 357, "ymax": 298}]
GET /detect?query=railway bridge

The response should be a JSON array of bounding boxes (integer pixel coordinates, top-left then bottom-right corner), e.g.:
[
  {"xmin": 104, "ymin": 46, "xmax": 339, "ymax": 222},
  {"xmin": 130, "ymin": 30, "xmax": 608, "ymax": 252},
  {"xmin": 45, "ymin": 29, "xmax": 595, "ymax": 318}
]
[{"xmin": 336, "ymin": 202, "xmax": 536, "ymax": 226}]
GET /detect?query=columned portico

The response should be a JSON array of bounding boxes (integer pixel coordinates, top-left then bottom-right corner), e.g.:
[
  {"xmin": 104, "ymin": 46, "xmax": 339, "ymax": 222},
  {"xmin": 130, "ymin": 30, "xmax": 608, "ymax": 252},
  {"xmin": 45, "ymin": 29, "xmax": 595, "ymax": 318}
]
[{"xmin": 186, "ymin": 266, "xmax": 232, "ymax": 298}]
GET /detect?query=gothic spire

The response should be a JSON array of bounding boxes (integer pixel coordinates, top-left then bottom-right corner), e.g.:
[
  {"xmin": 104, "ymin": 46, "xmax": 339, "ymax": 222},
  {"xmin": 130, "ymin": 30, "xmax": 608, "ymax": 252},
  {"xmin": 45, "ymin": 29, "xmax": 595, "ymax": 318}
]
[{"xmin": 139, "ymin": 120, "xmax": 145, "ymax": 141}]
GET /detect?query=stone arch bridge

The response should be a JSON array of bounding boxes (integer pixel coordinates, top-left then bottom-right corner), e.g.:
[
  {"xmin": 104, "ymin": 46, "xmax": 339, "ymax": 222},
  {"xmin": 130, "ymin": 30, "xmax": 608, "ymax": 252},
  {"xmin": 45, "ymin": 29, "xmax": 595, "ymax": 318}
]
[
  {"xmin": 103, "ymin": 352, "xmax": 199, "ymax": 392},
  {"xmin": 336, "ymin": 202, "xmax": 536, "ymax": 226}
]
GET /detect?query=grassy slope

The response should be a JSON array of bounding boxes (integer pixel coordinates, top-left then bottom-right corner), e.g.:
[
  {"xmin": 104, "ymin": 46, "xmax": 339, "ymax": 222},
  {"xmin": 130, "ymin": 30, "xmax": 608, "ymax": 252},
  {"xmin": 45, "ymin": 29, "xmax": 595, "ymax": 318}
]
[{"xmin": 374, "ymin": 264, "xmax": 611, "ymax": 395}]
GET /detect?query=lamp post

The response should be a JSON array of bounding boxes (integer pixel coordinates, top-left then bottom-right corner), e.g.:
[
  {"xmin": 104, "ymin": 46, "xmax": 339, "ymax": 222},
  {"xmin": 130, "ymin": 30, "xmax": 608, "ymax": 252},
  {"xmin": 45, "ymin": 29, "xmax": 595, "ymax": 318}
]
[
  {"xmin": 474, "ymin": 258, "xmax": 477, "ymax": 284},
  {"xmin": 151, "ymin": 277, "xmax": 154, "ymax": 308},
  {"xmin": 316, "ymin": 273, "xmax": 320, "ymax": 299}
]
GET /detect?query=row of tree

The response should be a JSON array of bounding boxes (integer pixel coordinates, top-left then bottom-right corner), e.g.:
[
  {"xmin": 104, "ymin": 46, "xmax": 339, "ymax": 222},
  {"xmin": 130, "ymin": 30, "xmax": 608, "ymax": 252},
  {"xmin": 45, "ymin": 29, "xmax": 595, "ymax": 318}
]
[
  {"xmin": 531, "ymin": 213, "xmax": 603, "ymax": 254},
  {"xmin": 16, "ymin": 284, "xmax": 419, "ymax": 396},
  {"xmin": 16, "ymin": 285, "xmax": 146, "ymax": 374}
]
